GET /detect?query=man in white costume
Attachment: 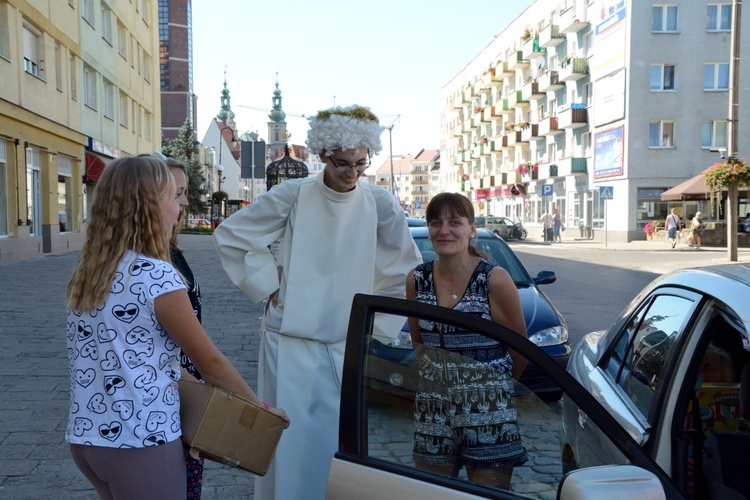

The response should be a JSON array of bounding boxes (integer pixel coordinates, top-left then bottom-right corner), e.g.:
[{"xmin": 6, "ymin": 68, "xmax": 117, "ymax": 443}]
[{"xmin": 214, "ymin": 105, "xmax": 421, "ymax": 500}]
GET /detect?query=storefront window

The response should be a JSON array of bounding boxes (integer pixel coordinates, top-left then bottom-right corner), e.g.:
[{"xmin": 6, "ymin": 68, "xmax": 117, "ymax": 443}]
[
  {"xmin": 58, "ymin": 155, "xmax": 73, "ymax": 233},
  {"xmin": 26, "ymin": 147, "xmax": 41, "ymax": 237}
]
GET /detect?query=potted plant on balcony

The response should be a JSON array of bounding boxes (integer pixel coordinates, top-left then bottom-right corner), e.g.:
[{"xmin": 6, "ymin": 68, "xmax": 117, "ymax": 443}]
[
  {"xmin": 521, "ymin": 27, "xmax": 532, "ymax": 42},
  {"xmin": 504, "ymin": 122, "xmax": 516, "ymax": 133},
  {"xmin": 517, "ymin": 120, "xmax": 531, "ymax": 130},
  {"xmin": 480, "ymin": 135, "xmax": 489, "ymax": 145}
]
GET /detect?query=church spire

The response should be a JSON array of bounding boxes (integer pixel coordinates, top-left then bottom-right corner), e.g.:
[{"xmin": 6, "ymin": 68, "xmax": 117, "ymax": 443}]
[
  {"xmin": 268, "ymin": 72, "xmax": 286, "ymax": 123},
  {"xmin": 216, "ymin": 69, "xmax": 236, "ymax": 122}
]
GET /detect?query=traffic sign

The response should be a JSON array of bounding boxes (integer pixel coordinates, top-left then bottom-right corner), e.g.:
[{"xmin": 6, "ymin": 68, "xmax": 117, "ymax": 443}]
[
  {"xmin": 599, "ymin": 185, "xmax": 613, "ymax": 200},
  {"xmin": 541, "ymin": 184, "xmax": 553, "ymax": 196}
]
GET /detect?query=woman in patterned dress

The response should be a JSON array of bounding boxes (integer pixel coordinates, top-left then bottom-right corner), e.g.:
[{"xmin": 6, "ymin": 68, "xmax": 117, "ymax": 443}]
[{"xmin": 406, "ymin": 192, "xmax": 528, "ymax": 490}]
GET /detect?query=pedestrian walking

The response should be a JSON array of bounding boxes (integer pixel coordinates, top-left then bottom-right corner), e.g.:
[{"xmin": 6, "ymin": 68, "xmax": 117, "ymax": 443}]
[
  {"xmin": 688, "ymin": 211, "xmax": 704, "ymax": 250},
  {"xmin": 213, "ymin": 104, "xmax": 422, "ymax": 500},
  {"xmin": 539, "ymin": 210, "xmax": 553, "ymax": 242},
  {"xmin": 65, "ymin": 156, "xmax": 289, "ymax": 499},
  {"xmin": 552, "ymin": 208, "xmax": 563, "ymax": 243},
  {"xmin": 665, "ymin": 208, "xmax": 681, "ymax": 249}
]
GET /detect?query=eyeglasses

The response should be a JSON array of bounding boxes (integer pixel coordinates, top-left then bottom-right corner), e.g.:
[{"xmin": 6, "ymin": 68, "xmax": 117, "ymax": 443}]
[{"xmin": 327, "ymin": 157, "xmax": 370, "ymax": 170}]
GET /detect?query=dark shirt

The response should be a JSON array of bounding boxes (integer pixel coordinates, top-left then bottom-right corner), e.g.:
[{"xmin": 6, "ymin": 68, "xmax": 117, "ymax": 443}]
[{"xmin": 170, "ymin": 247, "xmax": 202, "ymax": 380}]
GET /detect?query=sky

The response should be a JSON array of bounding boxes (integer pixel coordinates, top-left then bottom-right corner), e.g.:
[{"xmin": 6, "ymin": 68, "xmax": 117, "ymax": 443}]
[{"xmin": 191, "ymin": 0, "xmax": 532, "ymax": 171}]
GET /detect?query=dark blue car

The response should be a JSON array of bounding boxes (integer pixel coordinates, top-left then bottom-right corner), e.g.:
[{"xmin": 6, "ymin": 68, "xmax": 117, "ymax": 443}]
[{"xmin": 370, "ymin": 228, "xmax": 570, "ymax": 400}]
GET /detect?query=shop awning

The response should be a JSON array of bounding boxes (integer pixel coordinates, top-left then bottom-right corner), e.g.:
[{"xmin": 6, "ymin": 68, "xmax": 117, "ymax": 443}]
[
  {"xmin": 660, "ymin": 169, "xmax": 748, "ymax": 201},
  {"xmin": 84, "ymin": 153, "xmax": 106, "ymax": 183}
]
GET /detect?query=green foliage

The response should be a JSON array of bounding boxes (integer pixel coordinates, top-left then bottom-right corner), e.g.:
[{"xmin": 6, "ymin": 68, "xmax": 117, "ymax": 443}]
[{"xmin": 161, "ymin": 118, "xmax": 207, "ymax": 216}]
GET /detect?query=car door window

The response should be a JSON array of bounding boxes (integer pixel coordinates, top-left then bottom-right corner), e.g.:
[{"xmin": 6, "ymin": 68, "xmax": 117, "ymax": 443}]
[
  {"xmin": 361, "ymin": 315, "xmax": 633, "ymax": 497},
  {"xmin": 617, "ymin": 295, "xmax": 694, "ymax": 417}
]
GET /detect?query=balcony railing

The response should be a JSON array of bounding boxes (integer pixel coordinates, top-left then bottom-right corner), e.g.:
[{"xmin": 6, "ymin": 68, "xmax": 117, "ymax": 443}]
[
  {"xmin": 506, "ymin": 90, "xmax": 528, "ymax": 108},
  {"xmin": 507, "ymin": 50, "xmax": 529, "ymax": 70},
  {"xmin": 497, "ymin": 61, "xmax": 514, "ymax": 77},
  {"xmin": 538, "ymin": 116, "xmax": 562, "ymax": 136},
  {"xmin": 483, "ymin": 105, "xmax": 502, "ymax": 121},
  {"xmin": 539, "ymin": 24, "xmax": 565, "ymax": 47},
  {"xmin": 522, "ymin": 38, "xmax": 546, "ymax": 61},
  {"xmin": 520, "ymin": 124, "xmax": 540, "ymax": 142},
  {"xmin": 558, "ymin": 106, "xmax": 588, "ymax": 129},
  {"xmin": 506, "ymin": 130, "xmax": 522, "ymax": 147},
  {"xmin": 560, "ymin": 7, "xmax": 589, "ymax": 33},
  {"xmin": 521, "ymin": 80, "xmax": 543, "ymax": 101},
  {"xmin": 482, "ymin": 68, "xmax": 504, "ymax": 88},
  {"xmin": 537, "ymin": 70, "xmax": 563, "ymax": 92},
  {"xmin": 554, "ymin": 156, "xmax": 588, "ymax": 176},
  {"xmin": 559, "ymin": 57, "xmax": 589, "ymax": 81}
]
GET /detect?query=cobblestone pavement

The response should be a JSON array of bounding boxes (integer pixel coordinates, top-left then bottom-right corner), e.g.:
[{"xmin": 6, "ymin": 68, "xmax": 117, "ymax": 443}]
[{"xmin": 0, "ymin": 234, "xmax": 261, "ymax": 499}]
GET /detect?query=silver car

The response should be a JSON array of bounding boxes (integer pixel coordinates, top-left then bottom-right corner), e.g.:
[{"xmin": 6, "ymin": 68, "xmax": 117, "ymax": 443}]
[{"xmin": 561, "ymin": 264, "xmax": 750, "ymax": 499}]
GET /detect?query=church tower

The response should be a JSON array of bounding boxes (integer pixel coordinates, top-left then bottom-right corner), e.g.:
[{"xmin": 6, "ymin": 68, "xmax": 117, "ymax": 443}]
[{"xmin": 267, "ymin": 75, "xmax": 288, "ymax": 158}]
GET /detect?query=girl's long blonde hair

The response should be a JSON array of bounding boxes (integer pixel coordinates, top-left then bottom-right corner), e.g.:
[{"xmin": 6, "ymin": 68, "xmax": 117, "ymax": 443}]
[{"xmin": 66, "ymin": 156, "xmax": 174, "ymax": 311}]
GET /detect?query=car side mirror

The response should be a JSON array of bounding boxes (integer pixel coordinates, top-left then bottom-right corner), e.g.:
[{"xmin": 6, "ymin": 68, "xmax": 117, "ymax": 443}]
[
  {"xmin": 558, "ymin": 465, "xmax": 665, "ymax": 500},
  {"xmin": 533, "ymin": 270, "xmax": 557, "ymax": 285}
]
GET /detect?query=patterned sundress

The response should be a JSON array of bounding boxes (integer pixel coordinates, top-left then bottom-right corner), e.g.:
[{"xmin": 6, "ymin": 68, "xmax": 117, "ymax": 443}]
[{"xmin": 412, "ymin": 259, "xmax": 527, "ymax": 469}]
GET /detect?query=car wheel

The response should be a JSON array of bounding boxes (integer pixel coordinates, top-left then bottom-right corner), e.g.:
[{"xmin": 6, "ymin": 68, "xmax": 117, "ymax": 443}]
[{"xmin": 519, "ymin": 229, "xmax": 527, "ymax": 240}]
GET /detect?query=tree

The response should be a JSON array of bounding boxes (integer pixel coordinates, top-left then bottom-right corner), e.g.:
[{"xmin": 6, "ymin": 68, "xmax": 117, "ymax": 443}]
[{"xmin": 162, "ymin": 118, "xmax": 207, "ymax": 216}]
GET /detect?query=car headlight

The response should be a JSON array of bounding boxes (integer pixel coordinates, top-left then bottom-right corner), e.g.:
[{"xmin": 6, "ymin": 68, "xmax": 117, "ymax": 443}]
[{"xmin": 528, "ymin": 325, "xmax": 568, "ymax": 347}]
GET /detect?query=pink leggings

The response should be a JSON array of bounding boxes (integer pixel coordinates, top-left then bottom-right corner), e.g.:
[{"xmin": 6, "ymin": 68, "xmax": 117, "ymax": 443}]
[{"xmin": 70, "ymin": 440, "xmax": 186, "ymax": 499}]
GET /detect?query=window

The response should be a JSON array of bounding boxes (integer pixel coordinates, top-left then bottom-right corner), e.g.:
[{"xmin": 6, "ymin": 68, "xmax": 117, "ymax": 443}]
[
  {"xmin": 652, "ymin": 5, "xmax": 678, "ymax": 32},
  {"xmin": 0, "ymin": 140, "xmax": 7, "ymax": 236},
  {"xmin": 140, "ymin": 0, "xmax": 150, "ymax": 25},
  {"xmin": 143, "ymin": 109, "xmax": 151, "ymax": 138},
  {"xmin": 650, "ymin": 64, "xmax": 676, "ymax": 90},
  {"xmin": 103, "ymin": 80, "xmax": 114, "ymax": 119},
  {"xmin": 101, "ymin": 6, "xmax": 113, "ymax": 45},
  {"xmin": 83, "ymin": 65, "xmax": 97, "ymax": 109},
  {"xmin": 26, "ymin": 147, "xmax": 41, "ymax": 237},
  {"xmin": 612, "ymin": 294, "xmax": 693, "ymax": 417},
  {"xmin": 117, "ymin": 23, "xmax": 127, "ymax": 60},
  {"xmin": 143, "ymin": 50, "xmax": 151, "ymax": 83},
  {"xmin": 55, "ymin": 42, "xmax": 63, "ymax": 91},
  {"xmin": 701, "ymin": 121, "xmax": 727, "ymax": 149},
  {"xmin": 130, "ymin": 35, "xmax": 136, "ymax": 68},
  {"xmin": 707, "ymin": 4, "xmax": 732, "ymax": 31},
  {"xmin": 22, "ymin": 24, "xmax": 43, "ymax": 78},
  {"xmin": 119, "ymin": 92, "xmax": 128, "ymax": 128},
  {"xmin": 704, "ymin": 63, "xmax": 729, "ymax": 90},
  {"xmin": 649, "ymin": 121, "xmax": 674, "ymax": 148},
  {"xmin": 131, "ymin": 101, "xmax": 137, "ymax": 133},
  {"xmin": 70, "ymin": 54, "xmax": 77, "ymax": 100},
  {"xmin": 0, "ymin": 3, "xmax": 9, "ymax": 59},
  {"xmin": 583, "ymin": 82, "xmax": 593, "ymax": 107},
  {"xmin": 81, "ymin": 0, "xmax": 95, "ymax": 28}
]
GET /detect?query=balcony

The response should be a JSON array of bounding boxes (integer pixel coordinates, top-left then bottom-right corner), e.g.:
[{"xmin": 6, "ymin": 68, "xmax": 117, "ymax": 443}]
[
  {"xmin": 482, "ymin": 67, "xmax": 504, "ymax": 88},
  {"xmin": 498, "ymin": 99, "xmax": 513, "ymax": 115},
  {"xmin": 521, "ymin": 37, "xmax": 546, "ymax": 61},
  {"xmin": 521, "ymin": 80, "xmax": 544, "ymax": 101},
  {"xmin": 559, "ymin": 57, "xmax": 589, "ymax": 81},
  {"xmin": 559, "ymin": 7, "xmax": 589, "ymax": 33},
  {"xmin": 537, "ymin": 70, "xmax": 563, "ymax": 92},
  {"xmin": 497, "ymin": 61, "xmax": 514, "ymax": 78},
  {"xmin": 507, "ymin": 50, "xmax": 529, "ymax": 70},
  {"xmin": 473, "ymin": 107, "xmax": 489, "ymax": 124},
  {"xmin": 471, "ymin": 144, "xmax": 491, "ymax": 158},
  {"xmin": 554, "ymin": 156, "xmax": 588, "ymax": 176},
  {"xmin": 483, "ymin": 105, "xmax": 502, "ymax": 121},
  {"xmin": 506, "ymin": 130, "xmax": 522, "ymax": 147},
  {"xmin": 461, "ymin": 118, "xmax": 476, "ymax": 133},
  {"xmin": 493, "ymin": 138, "xmax": 506, "ymax": 152},
  {"xmin": 558, "ymin": 105, "xmax": 588, "ymax": 129},
  {"xmin": 538, "ymin": 116, "xmax": 563, "ymax": 136},
  {"xmin": 520, "ymin": 124, "xmax": 540, "ymax": 142},
  {"xmin": 539, "ymin": 24, "xmax": 565, "ymax": 48},
  {"xmin": 506, "ymin": 90, "xmax": 528, "ymax": 109}
]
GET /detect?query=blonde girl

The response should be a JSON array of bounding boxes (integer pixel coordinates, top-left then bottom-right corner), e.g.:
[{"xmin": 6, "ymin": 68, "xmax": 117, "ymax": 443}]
[{"xmin": 66, "ymin": 156, "xmax": 288, "ymax": 499}]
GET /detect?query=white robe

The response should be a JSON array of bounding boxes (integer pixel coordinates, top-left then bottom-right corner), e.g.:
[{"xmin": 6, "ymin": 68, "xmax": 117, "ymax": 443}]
[{"xmin": 213, "ymin": 173, "xmax": 421, "ymax": 500}]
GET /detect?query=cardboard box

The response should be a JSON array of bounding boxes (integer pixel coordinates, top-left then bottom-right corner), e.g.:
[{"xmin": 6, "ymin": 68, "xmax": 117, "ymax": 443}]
[{"xmin": 178, "ymin": 380, "xmax": 285, "ymax": 475}]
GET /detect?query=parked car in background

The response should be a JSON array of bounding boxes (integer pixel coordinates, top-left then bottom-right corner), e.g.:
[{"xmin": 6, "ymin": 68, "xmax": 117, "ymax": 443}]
[
  {"xmin": 474, "ymin": 216, "xmax": 486, "ymax": 228},
  {"xmin": 561, "ymin": 264, "xmax": 750, "ymax": 498},
  {"xmin": 369, "ymin": 227, "xmax": 569, "ymax": 400},
  {"xmin": 327, "ymin": 294, "xmax": 682, "ymax": 499},
  {"xmin": 405, "ymin": 217, "xmax": 426, "ymax": 227},
  {"xmin": 186, "ymin": 218, "xmax": 210, "ymax": 229},
  {"xmin": 485, "ymin": 216, "xmax": 528, "ymax": 240}
]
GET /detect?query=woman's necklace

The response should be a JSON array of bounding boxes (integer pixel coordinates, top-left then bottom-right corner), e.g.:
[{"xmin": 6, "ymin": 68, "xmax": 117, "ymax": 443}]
[{"xmin": 435, "ymin": 258, "xmax": 474, "ymax": 300}]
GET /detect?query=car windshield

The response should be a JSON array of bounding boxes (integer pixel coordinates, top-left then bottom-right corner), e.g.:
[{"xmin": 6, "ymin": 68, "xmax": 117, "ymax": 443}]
[{"xmin": 412, "ymin": 235, "xmax": 532, "ymax": 286}]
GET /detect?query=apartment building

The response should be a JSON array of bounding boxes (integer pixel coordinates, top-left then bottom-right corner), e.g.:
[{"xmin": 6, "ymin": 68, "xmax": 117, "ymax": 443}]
[
  {"xmin": 441, "ymin": 0, "xmax": 748, "ymax": 241},
  {"xmin": 374, "ymin": 149, "xmax": 440, "ymax": 216},
  {"xmin": 0, "ymin": 0, "xmax": 160, "ymax": 263}
]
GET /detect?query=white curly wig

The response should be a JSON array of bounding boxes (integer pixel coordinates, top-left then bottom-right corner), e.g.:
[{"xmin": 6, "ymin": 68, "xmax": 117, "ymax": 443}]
[{"xmin": 305, "ymin": 105, "xmax": 384, "ymax": 157}]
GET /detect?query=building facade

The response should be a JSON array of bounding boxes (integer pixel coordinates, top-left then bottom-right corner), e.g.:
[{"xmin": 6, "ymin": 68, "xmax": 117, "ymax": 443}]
[
  {"xmin": 158, "ymin": 0, "xmax": 196, "ymax": 142},
  {"xmin": 0, "ymin": 0, "xmax": 161, "ymax": 263},
  {"xmin": 441, "ymin": 0, "xmax": 749, "ymax": 241},
  {"xmin": 374, "ymin": 149, "xmax": 440, "ymax": 216}
]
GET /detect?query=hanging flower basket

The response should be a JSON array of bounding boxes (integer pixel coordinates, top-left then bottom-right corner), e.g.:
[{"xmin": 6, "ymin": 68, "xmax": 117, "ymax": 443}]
[
  {"xmin": 212, "ymin": 190, "xmax": 229, "ymax": 202},
  {"xmin": 704, "ymin": 157, "xmax": 750, "ymax": 216}
]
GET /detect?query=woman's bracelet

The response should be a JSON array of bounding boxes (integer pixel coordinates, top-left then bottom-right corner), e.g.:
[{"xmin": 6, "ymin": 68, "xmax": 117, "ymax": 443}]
[{"xmin": 262, "ymin": 402, "xmax": 270, "ymax": 410}]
